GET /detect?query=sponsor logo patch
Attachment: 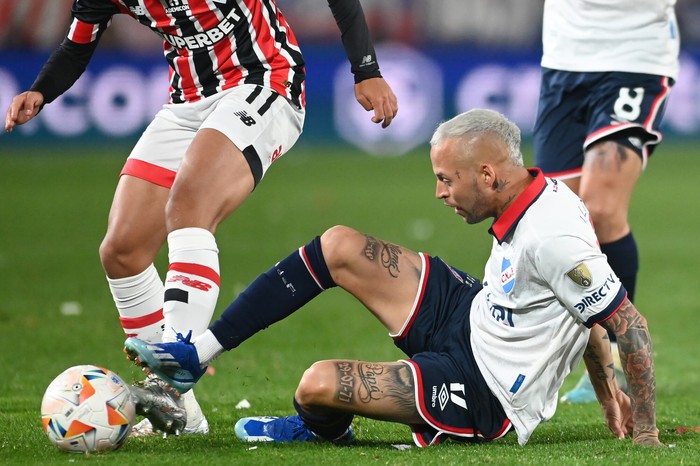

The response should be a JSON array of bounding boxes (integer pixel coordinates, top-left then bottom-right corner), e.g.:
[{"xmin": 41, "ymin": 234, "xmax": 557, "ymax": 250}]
[
  {"xmin": 574, "ymin": 274, "xmax": 617, "ymax": 313},
  {"xmin": 567, "ymin": 263, "xmax": 592, "ymax": 287}
]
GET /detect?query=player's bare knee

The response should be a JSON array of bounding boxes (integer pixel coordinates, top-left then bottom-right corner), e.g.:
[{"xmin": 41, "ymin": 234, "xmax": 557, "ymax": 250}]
[
  {"xmin": 164, "ymin": 191, "xmax": 220, "ymax": 232},
  {"xmin": 99, "ymin": 235, "xmax": 151, "ymax": 278},
  {"xmin": 320, "ymin": 225, "xmax": 362, "ymax": 271},
  {"xmin": 581, "ymin": 198, "xmax": 616, "ymax": 224},
  {"xmin": 580, "ymin": 198, "xmax": 628, "ymax": 238},
  {"xmin": 295, "ymin": 361, "xmax": 336, "ymax": 408},
  {"xmin": 99, "ymin": 236, "xmax": 129, "ymax": 275}
]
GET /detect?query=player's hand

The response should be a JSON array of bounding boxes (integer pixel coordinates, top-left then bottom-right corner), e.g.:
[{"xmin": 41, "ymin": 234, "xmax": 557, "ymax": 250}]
[
  {"xmin": 600, "ymin": 389, "xmax": 633, "ymax": 439},
  {"xmin": 601, "ymin": 390, "xmax": 664, "ymax": 447},
  {"xmin": 5, "ymin": 91, "xmax": 44, "ymax": 133},
  {"xmin": 354, "ymin": 77, "xmax": 398, "ymax": 128}
]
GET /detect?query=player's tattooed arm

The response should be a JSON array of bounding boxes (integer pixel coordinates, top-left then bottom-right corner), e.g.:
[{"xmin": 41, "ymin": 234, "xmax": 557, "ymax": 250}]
[
  {"xmin": 601, "ymin": 298, "xmax": 662, "ymax": 446},
  {"xmin": 583, "ymin": 325, "xmax": 633, "ymax": 440},
  {"xmin": 583, "ymin": 326, "xmax": 617, "ymax": 397}
]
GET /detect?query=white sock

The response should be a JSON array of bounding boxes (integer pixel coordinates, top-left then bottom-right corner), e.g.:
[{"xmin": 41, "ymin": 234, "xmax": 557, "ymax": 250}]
[
  {"xmin": 182, "ymin": 389, "xmax": 206, "ymax": 428},
  {"xmin": 163, "ymin": 228, "xmax": 220, "ymax": 342},
  {"xmin": 107, "ymin": 264, "xmax": 164, "ymax": 343},
  {"xmin": 193, "ymin": 330, "xmax": 225, "ymax": 365}
]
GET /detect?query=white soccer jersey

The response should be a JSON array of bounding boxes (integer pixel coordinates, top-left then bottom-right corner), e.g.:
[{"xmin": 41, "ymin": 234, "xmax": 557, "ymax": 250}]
[
  {"xmin": 541, "ymin": 0, "xmax": 680, "ymax": 80},
  {"xmin": 469, "ymin": 169, "xmax": 627, "ymax": 445}
]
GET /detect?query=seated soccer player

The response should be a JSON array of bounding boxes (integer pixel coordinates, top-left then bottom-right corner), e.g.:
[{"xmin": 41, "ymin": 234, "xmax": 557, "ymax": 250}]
[{"xmin": 125, "ymin": 109, "xmax": 662, "ymax": 447}]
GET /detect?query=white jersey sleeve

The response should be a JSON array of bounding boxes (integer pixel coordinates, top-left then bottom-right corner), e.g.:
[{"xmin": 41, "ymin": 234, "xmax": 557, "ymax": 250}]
[{"xmin": 535, "ymin": 233, "xmax": 627, "ymax": 327}]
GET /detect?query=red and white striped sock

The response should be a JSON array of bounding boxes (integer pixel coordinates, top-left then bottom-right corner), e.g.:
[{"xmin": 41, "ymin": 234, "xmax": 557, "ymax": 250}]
[
  {"xmin": 163, "ymin": 227, "xmax": 220, "ymax": 343},
  {"xmin": 107, "ymin": 264, "xmax": 164, "ymax": 344}
]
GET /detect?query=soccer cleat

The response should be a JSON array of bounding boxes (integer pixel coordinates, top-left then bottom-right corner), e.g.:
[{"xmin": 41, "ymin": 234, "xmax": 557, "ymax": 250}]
[
  {"xmin": 560, "ymin": 372, "xmax": 597, "ymax": 404},
  {"xmin": 130, "ymin": 376, "xmax": 210, "ymax": 437},
  {"xmin": 124, "ymin": 331, "xmax": 207, "ymax": 394},
  {"xmin": 129, "ymin": 376, "xmax": 187, "ymax": 436},
  {"xmin": 131, "ymin": 417, "xmax": 159, "ymax": 437},
  {"xmin": 560, "ymin": 367, "xmax": 630, "ymax": 404},
  {"xmin": 131, "ymin": 415, "xmax": 210, "ymax": 437},
  {"xmin": 234, "ymin": 415, "xmax": 354, "ymax": 444}
]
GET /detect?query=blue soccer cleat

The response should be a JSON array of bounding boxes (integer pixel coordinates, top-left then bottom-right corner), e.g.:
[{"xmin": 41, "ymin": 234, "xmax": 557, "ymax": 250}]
[
  {"xmin": 560, "ymin": 372, "xmax": 597, "ymax": 404},
  {"xmin": 234, "ymin": 415, "xmax": 354, "ymax": 444},
  {"xmin": 124, "ymin": 331, "xmax": 206, "ymax": 394}
]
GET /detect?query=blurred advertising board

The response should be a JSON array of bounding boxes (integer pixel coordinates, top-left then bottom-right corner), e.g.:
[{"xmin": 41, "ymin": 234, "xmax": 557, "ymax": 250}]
[{"xmin": 2, "ymin": 43, "xmax": 699, "ymax": 155}]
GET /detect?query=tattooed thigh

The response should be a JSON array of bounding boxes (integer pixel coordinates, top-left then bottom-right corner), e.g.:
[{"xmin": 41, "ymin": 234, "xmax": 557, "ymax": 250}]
[
  {"xmin": 361, "ymin": 235, "xmax": 405, "ymax": 278},
  {"xmin": 334, "ymin": 361, "xmax": 419, "ymax": 422}
]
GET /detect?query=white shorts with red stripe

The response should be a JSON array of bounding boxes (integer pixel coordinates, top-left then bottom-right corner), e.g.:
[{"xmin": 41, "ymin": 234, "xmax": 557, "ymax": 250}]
[{"xmin": 122, "ymin": 84, "xmax": 305, "ymax": 188}]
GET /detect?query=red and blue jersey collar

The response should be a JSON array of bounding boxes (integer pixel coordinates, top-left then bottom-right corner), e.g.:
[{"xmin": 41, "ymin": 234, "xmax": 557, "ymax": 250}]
[{"xmin": 488, "ymin": 168, "xmax": 546, "ymax": 243}]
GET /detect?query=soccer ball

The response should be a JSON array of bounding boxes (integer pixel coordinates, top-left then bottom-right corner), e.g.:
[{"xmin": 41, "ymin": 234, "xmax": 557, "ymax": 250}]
[{"xmin": 41, "ymin": 365, "xmax": 136, "ymax": 453}]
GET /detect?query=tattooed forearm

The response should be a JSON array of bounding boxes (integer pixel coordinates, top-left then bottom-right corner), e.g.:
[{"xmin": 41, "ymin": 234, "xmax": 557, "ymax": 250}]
[
  {"xmin": 582, "ymin": 327, "xmax": 617, "ymax": 405},
  {"xmin": 604, "ymin": 300, "xmax": 658, "ymax": 437},
  {"xmin": 362, "ymin": 235, "xmax": 402, "ymax": 278},
  {"xmin": 583, "ymin": 335, "xmax": 615, "ymax": 384}
]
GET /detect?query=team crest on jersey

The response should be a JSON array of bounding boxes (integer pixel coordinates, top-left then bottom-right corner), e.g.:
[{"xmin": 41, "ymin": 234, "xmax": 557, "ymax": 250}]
[
  {"xmin": 500, "ymin": 257, "xmax": 515, "ymax": 294},
  {"xmin": 567, "ymin": 263, "xmax": 592, "ymax": 287}
]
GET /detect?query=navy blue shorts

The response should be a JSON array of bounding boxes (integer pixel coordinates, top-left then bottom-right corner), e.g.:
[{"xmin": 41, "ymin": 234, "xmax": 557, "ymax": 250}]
[
  {"xmin": 533, "ymin": 69, "xmax": 674, "ymax": 178},
  {"xmin": 393, "ymin": 255, "xmax": 511, "ymax": 446}
]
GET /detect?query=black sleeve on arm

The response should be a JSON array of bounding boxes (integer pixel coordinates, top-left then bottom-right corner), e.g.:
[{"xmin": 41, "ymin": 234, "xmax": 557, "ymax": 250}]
[
  {"xmin": 29, "ymin": 38, "xmax": 100, "ymax": 105},
  {"xmin": 327, "ymin": 0, "xmax": 382, "ymax": 83}
]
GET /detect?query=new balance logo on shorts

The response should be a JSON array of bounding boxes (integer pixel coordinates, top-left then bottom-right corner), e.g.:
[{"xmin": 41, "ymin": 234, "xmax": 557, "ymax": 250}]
[{"xmin": 234, "ymin": 111, "xmax": 256, "ymax": 126}]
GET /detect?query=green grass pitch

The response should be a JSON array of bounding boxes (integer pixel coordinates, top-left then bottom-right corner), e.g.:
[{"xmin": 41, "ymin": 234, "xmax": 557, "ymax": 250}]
[{"xmin": 0, "ymin": 141, "xmax": 698, "ymax": 464}]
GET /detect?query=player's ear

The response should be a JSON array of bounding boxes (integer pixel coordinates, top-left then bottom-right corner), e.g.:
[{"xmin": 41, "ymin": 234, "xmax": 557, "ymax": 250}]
[{"xmin": 480, "ymin": 163, "xmax": 497, "ymax": 188}]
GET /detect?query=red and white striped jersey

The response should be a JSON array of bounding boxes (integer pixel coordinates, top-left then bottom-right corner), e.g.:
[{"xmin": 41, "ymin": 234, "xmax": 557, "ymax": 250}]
[{"xmin": 67, "ymin": 0, "xmax": 305, "ymax": 105}]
